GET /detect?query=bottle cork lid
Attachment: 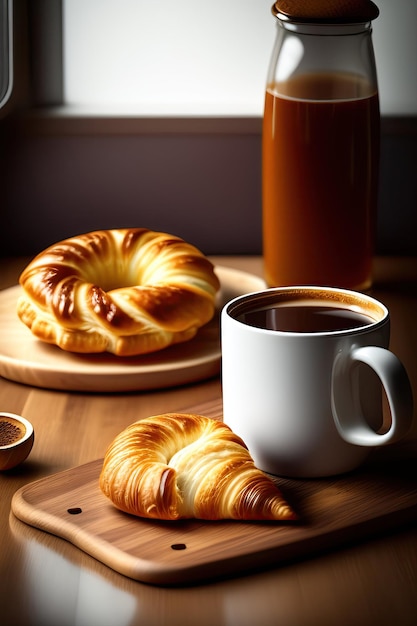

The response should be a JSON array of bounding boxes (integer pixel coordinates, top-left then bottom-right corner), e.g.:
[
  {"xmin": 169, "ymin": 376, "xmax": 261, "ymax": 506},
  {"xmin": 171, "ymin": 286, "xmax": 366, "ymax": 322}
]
[{"xmin": 273, "ymin": 0, "xmax": 379, "ymax": 23}]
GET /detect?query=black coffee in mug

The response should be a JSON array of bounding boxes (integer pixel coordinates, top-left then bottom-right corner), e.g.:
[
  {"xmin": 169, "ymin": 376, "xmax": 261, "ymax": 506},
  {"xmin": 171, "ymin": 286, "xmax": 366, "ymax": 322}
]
[
  {"xmin": 222, "ymin": 286, "xmax": 413, "ymax": 478},
  {"xmin": 237, "ymin": 302, "xmax": 375, "ymax": 333}
]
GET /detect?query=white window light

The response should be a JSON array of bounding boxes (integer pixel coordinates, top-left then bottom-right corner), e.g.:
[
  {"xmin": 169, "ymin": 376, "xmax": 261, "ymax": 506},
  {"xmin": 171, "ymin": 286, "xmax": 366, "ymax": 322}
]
[
  {"xmin": 62, "ymin": 0, "xmax": 274, "ymax": 116},
  {"xmin": 61, "ymin": 0, "xmax": 417, "ymax": 117}
]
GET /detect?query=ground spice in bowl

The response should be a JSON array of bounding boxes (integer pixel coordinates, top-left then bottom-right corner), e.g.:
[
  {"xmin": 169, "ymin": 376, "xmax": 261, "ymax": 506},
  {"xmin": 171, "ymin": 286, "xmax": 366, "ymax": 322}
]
[
  {"xmin": 0, "ymin": 413, "xmax": 34, "ymax": 470},
  {"xmin": 0, "ymin": 419, "xmax": 25, "ymax": 446}
]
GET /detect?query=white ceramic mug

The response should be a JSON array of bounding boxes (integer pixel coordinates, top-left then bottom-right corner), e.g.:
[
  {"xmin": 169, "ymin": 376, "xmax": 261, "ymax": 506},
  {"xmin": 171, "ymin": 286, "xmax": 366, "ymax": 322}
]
[{"xmin": 221, "ymin": 286, "xmax": 414, "ymax": 478}]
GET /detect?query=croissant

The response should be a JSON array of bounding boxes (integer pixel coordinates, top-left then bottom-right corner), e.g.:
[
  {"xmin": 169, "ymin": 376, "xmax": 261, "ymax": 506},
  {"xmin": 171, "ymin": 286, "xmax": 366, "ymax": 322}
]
[
  {"xmin": 17, "ymin": 228, "xmax": 220, "ymax": 356},
  {"xmin": 99, "ymin": 413, "xmax": 297, "ymax": 521}
]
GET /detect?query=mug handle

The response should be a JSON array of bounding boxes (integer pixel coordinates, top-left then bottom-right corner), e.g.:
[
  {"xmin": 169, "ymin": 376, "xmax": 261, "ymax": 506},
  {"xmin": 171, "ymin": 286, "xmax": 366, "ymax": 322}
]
[{"xmin": 331, "ymin": 345, "xmax": 413, "ymax": 446}]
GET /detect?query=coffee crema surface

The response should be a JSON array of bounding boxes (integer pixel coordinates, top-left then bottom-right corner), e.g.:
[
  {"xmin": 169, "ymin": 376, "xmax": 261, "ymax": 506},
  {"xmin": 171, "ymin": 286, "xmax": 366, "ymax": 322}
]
[{"xmin": 237, "ymin": 303, "xmax": 375, "ymax": 333}]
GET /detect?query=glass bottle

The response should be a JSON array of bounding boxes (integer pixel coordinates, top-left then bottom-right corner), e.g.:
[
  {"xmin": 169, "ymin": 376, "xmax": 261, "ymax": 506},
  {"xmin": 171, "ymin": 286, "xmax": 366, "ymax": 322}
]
[{"xmin": 262, "ymin": 0, "xmax": 380, "ymax": 289}]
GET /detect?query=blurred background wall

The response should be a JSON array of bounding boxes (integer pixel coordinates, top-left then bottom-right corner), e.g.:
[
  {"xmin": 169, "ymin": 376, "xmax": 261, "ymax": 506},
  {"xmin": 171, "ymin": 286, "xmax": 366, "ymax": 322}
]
[{"xmin": 1, "ymin": 0, "xmax": 416, "ymax": 258}]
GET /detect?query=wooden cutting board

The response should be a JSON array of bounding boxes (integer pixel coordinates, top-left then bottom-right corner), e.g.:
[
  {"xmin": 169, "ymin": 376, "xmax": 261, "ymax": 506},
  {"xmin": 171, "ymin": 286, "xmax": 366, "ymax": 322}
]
[{"xmin": 11, "ymin": 400, "xmax": 417, "ymax": 586}]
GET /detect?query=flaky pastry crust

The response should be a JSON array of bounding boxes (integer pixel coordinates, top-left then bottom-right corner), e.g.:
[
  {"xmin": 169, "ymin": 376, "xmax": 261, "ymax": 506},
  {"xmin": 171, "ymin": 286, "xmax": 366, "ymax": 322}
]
[
  {"xmin": 17, "ymin": 228, "xmax": 220, "ymax": 356},
  {"xmin": 99, "ymin": 413, "xmax": 297, "ymax": 521}
]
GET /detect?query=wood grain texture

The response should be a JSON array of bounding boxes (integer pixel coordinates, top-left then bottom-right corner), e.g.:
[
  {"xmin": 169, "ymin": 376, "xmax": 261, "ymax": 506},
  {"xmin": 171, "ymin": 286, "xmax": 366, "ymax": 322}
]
[
  {"xmin": 11, "ymin": 399, "xmax": 417, "ymax": 585},
  {"xmin": 2, "ymin": 257, "xmax": 417, "ymax": 625}
]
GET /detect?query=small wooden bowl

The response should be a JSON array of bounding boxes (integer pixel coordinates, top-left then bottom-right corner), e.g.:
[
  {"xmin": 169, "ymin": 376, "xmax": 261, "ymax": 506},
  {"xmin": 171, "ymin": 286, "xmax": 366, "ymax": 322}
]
[{"xmin": 0, "ymin": 413, "xmax": 34, "ymax": 470}]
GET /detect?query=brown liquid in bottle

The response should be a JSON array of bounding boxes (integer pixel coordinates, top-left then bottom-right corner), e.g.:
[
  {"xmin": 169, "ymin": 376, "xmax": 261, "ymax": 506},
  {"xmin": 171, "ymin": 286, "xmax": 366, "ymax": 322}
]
[{"xmin": 263, "ymin": 72, "xmax": 380, "ymax": 289}]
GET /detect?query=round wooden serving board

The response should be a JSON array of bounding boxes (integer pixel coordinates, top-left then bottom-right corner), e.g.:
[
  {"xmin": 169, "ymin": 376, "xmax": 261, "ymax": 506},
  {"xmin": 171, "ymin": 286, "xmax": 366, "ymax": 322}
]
[{"xmin": 0, "ymin": 266, "xmax": 265, "ymax": 392}]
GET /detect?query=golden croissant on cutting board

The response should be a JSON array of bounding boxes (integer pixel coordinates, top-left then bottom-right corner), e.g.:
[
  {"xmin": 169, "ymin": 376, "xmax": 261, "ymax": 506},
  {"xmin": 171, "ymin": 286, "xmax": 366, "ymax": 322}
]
[{"xmin": 99, "ymin": 413, "xmax": 297, "ymax": 521}]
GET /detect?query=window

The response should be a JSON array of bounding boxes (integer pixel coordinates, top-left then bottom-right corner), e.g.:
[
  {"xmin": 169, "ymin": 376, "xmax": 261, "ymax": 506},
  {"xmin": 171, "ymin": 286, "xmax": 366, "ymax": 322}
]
[
  {"xmin": 60, "ymin": 0, "xmax": 417, "ymax": 117},
  {"xmin": 0, "ymin": 0, "xmax": 13, "ymax": 110},
  {"xmin": 63, "ymin": 0, "xmax": 273, "ymax": 117},
  {"xmin": 1, "ymin": 0, "xmax": 416, "ymax": 258}
]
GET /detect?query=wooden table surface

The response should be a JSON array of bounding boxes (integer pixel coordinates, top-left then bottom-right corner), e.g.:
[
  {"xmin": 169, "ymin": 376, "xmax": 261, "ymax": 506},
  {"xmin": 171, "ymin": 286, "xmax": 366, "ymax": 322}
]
[{"xmin": 1, "ymin": 255, "xmax": 417, "ymax": 626}]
